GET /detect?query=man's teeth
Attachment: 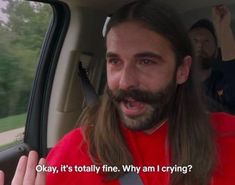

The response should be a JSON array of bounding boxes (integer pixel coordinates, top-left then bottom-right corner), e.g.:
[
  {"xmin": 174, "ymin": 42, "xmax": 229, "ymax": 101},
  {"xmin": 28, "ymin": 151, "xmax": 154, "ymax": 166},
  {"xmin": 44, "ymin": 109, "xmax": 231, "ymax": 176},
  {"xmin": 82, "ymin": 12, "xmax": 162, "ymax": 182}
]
[{"xmin": 126, "ymin": 101, "xmax": 133, "ymax": 108}]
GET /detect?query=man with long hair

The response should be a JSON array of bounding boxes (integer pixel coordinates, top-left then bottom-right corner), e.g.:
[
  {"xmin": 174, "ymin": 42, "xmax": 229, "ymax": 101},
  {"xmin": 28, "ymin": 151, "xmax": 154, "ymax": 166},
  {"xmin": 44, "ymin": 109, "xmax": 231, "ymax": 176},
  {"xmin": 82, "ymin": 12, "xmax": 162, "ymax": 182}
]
[
  {"xmin": 189, "ymin": 5, "xmax": 235, "ymax": 113},
  {"xmin": 1, "ymin": 1, "xmax": 235, "ymax": 185}
]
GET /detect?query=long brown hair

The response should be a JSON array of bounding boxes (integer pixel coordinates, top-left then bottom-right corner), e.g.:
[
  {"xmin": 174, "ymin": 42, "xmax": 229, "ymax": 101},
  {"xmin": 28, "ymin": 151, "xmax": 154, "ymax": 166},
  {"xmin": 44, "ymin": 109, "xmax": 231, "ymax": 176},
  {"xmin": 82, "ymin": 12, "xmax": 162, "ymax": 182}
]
[{"xmin": 80, "ymin": 1, "xmax": 216, "ymax": 185}]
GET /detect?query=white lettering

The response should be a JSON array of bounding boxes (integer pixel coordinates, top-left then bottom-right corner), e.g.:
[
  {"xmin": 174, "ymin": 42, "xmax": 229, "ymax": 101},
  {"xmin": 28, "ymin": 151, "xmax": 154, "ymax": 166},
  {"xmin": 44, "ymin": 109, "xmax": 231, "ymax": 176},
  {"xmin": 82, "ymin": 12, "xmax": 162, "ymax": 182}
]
[
  {"xmin": 35, "ymin": 165, "xmax": 58, "ymax": 174},
  {"xmin": 122, "ymin": 165, "xmax": 141, "ymax": 174}
]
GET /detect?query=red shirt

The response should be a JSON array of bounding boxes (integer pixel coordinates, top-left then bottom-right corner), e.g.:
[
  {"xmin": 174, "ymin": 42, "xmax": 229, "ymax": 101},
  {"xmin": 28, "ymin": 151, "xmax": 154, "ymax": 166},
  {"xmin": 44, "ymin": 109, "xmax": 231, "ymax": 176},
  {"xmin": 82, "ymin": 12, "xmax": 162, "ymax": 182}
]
[{"xmin": 46, "ymin": 112, "xmax": 235, "ymax": 185}]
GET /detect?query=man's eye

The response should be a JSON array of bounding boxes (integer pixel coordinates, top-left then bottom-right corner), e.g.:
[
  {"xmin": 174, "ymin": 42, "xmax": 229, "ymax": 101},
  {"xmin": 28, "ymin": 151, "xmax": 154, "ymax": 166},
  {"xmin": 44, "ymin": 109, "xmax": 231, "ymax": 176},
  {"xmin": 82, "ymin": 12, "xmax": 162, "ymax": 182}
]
[
  {"xmin": 139, "ymin": 59, "xmax": 155, "ymax": 65},
  {"xmin": 107, "ymin": 58, "xmax": 120, "ymax": 65}
]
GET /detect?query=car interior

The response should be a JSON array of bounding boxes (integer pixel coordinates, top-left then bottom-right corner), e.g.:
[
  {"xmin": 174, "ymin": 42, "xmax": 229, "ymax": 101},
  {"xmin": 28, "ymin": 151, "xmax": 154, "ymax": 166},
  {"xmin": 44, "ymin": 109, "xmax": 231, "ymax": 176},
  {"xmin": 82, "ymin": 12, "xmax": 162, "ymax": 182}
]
[
  {"xmin": 48, "ymin": 0, "xmax": 235, "ymax": 148},
  {"xmin": 0, "ymin": 0, "xmax": 235, "ymax": 184}
]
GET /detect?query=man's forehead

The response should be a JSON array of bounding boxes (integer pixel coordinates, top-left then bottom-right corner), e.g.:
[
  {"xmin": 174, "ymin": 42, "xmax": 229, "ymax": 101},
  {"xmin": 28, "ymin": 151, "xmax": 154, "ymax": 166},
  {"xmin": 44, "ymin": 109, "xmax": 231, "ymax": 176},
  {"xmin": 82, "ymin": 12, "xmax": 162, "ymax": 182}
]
[
  {"xmin": 189, "ymin": 27, "xmax": 215, "ymax": 39},
  {"xmin": 106, "ymin": 21, "xmax": 170, "ymax": 44},
  {"xmin": 106, "ymin": 22, "xmax": 173, "ymax": 55}
]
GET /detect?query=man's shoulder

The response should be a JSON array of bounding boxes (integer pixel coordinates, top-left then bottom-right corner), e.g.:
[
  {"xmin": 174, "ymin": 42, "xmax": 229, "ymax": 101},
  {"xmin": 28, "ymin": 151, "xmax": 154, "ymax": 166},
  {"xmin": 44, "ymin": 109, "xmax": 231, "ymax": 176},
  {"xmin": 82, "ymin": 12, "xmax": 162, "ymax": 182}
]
[
  {"xmin": 213, "ymin": 58, "xmax": 235, "ymax": 79},
  {"xmin": 51, "ymin": 127, "xmax": 84, "ymax": 149},
  {"xmin": 211, "ymin": 112, "xmax": 235, "ymax": 127},
  {"xmin": 210, "ymin": 112, "xmax": 235, "ymax": 181},
  {"xmin": 210, "ymin": 112, "xmax": 235, "ymax": 132},
  {"xmin": 47, "ymin": 127, "xmax": 91, "ymax": 166}
]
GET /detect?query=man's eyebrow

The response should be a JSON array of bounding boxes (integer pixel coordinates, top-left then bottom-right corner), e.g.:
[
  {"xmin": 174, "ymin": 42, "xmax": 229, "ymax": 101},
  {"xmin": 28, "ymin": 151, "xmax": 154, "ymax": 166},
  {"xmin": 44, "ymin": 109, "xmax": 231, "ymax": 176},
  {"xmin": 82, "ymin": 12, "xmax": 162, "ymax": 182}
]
[
  {"xmin": 106, "ymin": 52, "xmax": 119, "ymax": 58},
  {"xmin": 106, "ymin": 52, "xmax": 163, "ymax": 60},
  {"xmin": 134, "ymin": 52, "xmax": 163, "ymax": 59}
]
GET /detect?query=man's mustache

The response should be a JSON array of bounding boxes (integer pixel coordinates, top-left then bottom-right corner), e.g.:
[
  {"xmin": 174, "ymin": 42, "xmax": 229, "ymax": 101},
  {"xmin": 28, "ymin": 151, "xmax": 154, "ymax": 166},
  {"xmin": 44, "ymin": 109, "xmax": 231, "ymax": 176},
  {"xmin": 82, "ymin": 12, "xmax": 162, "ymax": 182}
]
[
  {"xmin": 107, "ymin": 88, "xmax": 167, "ymax": 104},
  {"xmin": 196, "ymin": 50, "xmax": 209, "ymax": 58}
]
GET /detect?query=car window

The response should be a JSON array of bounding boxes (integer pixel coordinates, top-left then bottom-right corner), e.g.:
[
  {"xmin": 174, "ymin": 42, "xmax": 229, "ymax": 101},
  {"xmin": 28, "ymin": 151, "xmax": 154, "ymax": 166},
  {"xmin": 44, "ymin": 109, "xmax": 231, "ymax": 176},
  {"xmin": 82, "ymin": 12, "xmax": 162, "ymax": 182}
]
[{"xmin": 0, "ymin": 0, "xmax": 52, "ymax": 150}]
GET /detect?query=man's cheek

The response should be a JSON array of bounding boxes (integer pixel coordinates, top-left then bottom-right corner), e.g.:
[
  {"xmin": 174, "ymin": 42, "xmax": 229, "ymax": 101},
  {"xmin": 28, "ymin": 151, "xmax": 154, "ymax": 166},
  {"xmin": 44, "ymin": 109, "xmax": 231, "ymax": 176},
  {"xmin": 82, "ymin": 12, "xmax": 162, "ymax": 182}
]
[{"xmin": 107, "ymin": 76, "xmax": 120, "ymax": 90}]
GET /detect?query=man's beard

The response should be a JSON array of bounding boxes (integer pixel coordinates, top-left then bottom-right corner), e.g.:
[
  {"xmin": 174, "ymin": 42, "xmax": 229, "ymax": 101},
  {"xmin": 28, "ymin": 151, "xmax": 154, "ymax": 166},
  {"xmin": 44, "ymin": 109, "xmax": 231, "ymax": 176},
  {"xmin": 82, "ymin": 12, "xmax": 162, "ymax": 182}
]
[
  {"xmin": 107, "ymin": 80, "xmax": 177, "ymax": 131},
  {"xmin": 196, "ymin": 52, "xmax": 214, "ymax": 70},
  {"xmin": 199, "ymin": 56, "xmax": 213, "ymax": 70}
]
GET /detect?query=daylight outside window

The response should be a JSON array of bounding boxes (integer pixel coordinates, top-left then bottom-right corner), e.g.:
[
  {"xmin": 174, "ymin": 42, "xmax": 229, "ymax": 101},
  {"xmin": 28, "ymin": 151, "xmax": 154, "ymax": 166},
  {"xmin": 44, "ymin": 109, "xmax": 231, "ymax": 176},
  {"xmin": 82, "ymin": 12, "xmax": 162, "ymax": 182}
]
[{"xmin": 0, "ymin": 0, "xmax": 52, "ymax": 150}]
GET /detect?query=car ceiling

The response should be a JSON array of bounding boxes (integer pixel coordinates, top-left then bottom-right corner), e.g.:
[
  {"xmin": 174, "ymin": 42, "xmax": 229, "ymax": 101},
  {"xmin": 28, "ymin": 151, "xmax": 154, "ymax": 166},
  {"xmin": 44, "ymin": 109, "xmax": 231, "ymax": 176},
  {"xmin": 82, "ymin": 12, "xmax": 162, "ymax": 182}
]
[
  {"xmin": 62, "ymin": 0, "xmax": 235, "ymax": 30},
  {"xmin": 62, "ymin": 0, "xmax": 235, "ymax": 13}
]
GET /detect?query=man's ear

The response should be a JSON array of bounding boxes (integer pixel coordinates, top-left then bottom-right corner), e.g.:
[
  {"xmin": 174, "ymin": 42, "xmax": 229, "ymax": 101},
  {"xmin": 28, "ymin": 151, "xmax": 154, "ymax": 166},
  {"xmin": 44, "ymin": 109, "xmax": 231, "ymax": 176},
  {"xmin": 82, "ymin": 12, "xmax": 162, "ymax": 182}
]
[{"xmin": 176, "ymin": 55, "xmax": 192, "ymax": 84}]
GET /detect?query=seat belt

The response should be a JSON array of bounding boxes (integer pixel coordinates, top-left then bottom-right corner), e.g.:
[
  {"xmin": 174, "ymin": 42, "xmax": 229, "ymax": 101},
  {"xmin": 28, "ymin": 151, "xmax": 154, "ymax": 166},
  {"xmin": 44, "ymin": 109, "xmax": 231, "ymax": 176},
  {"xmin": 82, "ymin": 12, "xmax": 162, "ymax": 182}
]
[
  {"xmin": 78, "ymin": 61, "xmax": 99, "ymax": 107},
  {"xmin": 78, "ymin": 62, "xmax": 143, "ymax": 185},
  {"xmin": 119, "ymin": 172, "xmax": 144, "ymax": 185}
]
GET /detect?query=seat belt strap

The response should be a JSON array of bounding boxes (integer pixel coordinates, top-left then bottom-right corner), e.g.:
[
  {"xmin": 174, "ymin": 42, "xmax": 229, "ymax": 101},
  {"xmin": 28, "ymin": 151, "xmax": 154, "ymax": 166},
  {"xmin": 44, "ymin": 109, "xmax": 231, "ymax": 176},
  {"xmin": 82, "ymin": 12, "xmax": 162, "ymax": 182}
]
[
  {"xmin": 119, "ymin": 172, "xmax": 144, "ymax": 185},
  {"xmin": 78, "ymin": 62, "xmax": 99, "ymax": 107}
]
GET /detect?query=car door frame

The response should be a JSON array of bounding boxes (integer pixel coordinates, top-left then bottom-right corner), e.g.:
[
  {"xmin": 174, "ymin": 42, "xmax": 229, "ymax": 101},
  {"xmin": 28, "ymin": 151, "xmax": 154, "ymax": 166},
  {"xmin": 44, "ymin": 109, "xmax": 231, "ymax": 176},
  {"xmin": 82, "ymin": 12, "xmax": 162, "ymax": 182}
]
[{"xmin": 0, "ymin": 0, "xmax": 70, "ymax": 184}]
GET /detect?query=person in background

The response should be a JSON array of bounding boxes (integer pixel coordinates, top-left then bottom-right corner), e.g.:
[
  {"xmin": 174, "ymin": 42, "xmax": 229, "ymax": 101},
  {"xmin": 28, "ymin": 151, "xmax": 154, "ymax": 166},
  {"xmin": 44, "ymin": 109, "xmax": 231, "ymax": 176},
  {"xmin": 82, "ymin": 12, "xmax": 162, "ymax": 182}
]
[
  {"xmin": 1, "ymin": 1, "xmax": 235, "ymax": 185},
  {"xmin": 189, "ymin": 5, "xmax": 235, "ymax": 113}
]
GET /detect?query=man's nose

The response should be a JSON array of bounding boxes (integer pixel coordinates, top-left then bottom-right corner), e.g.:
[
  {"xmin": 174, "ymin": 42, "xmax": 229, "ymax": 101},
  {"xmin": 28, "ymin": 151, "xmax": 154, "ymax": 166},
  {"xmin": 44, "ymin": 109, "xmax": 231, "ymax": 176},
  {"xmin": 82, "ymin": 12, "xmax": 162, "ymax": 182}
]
[
  {"xmin": 119, "ymin": 65, "xmax": 139, "ymax": 90},
  {"xmin": 195, "ymin": 41, "xmax": 203, "ymax": 50},
  {"xmin": 194, "ymin": 42, "xmax": 203, "ymax": 55}
]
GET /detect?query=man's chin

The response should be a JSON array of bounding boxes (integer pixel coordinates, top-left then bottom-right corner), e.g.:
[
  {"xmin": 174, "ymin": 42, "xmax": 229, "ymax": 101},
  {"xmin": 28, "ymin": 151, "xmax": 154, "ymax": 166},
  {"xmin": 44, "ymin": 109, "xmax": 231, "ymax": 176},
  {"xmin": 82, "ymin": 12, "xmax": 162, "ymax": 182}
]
[
  {"xmin": 120, "ymin": 106, "xmax": 158, "ymax": 131},
  {"xmin": 198, "ymin": 56, "xmax": 213, "ymax": 70},
  {"xmin": 121, "ymin": 115, "xmax": 164, "ymax": 131},
  {"xmin": 122, "ymin": 118, "xmax": 155, "ymax": 131}
]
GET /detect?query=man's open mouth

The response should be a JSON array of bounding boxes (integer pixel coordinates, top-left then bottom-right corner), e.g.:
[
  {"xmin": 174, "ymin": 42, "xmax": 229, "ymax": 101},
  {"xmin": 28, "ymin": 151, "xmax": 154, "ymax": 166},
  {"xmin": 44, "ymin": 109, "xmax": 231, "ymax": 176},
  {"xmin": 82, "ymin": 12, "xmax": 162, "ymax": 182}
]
[{"xmin": 120, "ymin": 97, "xmax": 146, "ymax": 117}]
